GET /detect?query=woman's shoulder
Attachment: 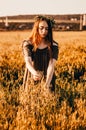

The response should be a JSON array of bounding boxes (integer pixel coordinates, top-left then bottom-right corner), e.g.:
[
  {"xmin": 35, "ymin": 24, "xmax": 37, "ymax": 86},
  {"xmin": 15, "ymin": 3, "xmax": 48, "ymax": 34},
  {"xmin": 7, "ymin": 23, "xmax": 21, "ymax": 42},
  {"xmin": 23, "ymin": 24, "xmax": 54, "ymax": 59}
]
[
  {"xmin": 53, "ymin": 40, "xmax": 59, "ymax": 47},
  {"xmin": 22, "ymin": 40, "xmax": 33, "ymax": 48}
]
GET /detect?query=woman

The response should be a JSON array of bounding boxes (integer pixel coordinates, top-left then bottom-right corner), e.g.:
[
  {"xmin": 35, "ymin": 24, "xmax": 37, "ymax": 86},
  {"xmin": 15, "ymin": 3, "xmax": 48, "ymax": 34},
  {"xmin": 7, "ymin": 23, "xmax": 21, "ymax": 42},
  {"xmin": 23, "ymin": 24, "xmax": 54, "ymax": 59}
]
[{"xmin": 22, "ymin": 15, "xmax": 59, "ymax": 91}]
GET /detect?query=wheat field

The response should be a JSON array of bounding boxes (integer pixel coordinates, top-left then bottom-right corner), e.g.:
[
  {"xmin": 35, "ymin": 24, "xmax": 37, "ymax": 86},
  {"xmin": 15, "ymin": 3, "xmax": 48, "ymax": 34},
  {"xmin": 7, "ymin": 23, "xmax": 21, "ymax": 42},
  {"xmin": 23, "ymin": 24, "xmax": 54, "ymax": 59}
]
[{"xmin": 0, "ymin": 31, "xmax": 86, "ymax": 130}]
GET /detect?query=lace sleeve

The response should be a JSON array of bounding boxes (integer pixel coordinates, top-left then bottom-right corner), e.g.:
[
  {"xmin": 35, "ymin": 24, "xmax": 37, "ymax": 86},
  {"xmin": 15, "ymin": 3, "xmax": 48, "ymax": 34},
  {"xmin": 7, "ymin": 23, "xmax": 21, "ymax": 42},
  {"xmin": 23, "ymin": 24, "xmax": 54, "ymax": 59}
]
[{"xmin": 22, "ymin": 40, "xmax": 31, "ymax": 56}]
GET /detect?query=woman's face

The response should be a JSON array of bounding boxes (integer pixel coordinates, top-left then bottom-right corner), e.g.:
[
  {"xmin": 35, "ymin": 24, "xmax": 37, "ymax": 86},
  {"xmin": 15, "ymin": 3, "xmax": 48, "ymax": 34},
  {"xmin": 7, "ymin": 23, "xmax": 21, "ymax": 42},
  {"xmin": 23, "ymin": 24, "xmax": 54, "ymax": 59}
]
[{"xmin": 38, "ymin": 21, "xmax": 48, "ymax": 38}]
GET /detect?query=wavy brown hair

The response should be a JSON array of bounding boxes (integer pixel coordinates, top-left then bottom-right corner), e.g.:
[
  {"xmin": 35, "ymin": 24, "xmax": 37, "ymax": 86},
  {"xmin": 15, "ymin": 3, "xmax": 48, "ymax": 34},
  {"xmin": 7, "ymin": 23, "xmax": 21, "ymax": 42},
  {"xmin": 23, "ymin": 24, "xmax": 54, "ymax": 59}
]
[{"xmin": 29, "ymin": 15, "xmax": 55, "ymax": 58}]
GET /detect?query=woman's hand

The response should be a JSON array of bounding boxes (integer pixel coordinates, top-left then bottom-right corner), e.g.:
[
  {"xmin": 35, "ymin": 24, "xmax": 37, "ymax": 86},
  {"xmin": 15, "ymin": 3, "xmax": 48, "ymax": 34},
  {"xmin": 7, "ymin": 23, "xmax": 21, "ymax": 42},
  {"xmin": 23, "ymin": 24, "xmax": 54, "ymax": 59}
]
[{"xmin": 32, "ymin": 71, "xmax": 43, "ymax": 81}]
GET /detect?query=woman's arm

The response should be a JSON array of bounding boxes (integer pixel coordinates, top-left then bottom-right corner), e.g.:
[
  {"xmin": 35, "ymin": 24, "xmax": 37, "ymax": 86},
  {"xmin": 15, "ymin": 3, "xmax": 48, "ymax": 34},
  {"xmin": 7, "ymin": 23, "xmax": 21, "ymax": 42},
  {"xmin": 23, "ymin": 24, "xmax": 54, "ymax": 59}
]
[
  {"xmin": 45, "ymin": 42, "xmax": 59, "ymax": 88},
  {"xmin": 25, "ymin": 54, "xmax": 42, "ymax": 81},
  {"xmin": 25, "ymin": 56, "xmax": 36, "ymax": 75},
  {"xmin": 23, "ymin": 41, "xmax": 42, "ymax": 81},
  {"xmin": 45, "ymin": 59, "xmax": 56, "ymax": 87}
]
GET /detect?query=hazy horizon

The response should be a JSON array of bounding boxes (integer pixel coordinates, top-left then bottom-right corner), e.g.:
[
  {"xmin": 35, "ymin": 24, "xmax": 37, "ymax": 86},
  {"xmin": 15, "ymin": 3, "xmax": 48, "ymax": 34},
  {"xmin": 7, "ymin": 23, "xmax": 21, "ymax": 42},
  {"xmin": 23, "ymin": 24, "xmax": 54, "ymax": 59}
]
[{"xmin": 0, "ymin": 13, "xmax": 84, "ymax": 18}]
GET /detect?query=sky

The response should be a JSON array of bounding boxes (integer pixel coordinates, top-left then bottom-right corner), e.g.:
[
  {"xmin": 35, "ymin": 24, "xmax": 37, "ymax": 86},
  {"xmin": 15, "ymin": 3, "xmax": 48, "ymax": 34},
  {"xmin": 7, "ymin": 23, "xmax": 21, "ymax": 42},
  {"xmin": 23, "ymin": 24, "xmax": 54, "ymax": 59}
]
[{"xmin": 0, "ymin": 0, "xmax": 86, "ymax": 16}]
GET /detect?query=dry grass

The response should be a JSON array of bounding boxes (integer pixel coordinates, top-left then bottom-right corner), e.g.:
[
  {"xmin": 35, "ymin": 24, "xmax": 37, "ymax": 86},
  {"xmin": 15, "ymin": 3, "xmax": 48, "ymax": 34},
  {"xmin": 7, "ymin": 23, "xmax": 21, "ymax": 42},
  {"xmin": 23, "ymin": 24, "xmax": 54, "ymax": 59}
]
[{"xmin": 0, "ymin": 31, "xmax": 86, "ymax": 130}]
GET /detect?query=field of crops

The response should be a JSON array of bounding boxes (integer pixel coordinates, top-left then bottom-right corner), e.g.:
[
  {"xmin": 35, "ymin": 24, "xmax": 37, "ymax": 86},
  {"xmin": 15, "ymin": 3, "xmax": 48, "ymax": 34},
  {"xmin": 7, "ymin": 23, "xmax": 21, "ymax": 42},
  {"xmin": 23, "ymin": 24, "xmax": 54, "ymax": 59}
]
[{"xmin": 0, "ymin": 31, "xmax": 86, "ymax": 130}]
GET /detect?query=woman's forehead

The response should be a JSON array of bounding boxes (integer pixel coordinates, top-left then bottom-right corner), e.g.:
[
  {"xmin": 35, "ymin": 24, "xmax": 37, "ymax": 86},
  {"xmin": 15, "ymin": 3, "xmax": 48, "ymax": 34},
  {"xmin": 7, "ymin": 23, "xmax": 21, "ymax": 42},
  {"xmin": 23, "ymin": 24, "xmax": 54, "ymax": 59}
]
[{"xmin": 39, "ymin": 21, "xmax": 48, "ymax": 27}]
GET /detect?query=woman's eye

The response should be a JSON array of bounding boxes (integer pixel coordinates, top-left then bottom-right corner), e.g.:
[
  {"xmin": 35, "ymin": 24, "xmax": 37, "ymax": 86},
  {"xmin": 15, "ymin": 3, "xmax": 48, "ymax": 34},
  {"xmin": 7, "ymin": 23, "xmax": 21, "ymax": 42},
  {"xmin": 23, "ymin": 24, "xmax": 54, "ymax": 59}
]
[
  {"xmin": 39, "ymin": 27, "xmax": 43, "ymax": 30},
  {"xmin": 39, "ymin": 27, "xmax": 48, "ymax": 31},
  {"xmin": 45, "ymin": 28, "xmax": 49, "ymax": 30}
]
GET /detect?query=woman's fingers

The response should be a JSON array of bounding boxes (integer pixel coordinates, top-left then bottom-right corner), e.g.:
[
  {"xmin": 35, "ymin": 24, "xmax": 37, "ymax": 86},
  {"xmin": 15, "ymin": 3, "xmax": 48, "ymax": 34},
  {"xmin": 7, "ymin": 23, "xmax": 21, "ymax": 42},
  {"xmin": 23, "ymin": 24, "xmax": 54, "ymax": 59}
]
[
  {"xmin": 33, "ymin": 71, "xmax": 43, "ymax": 81},
  {"xmin": 33, "ymin": 75, "xmax": 40, "ymax": 81}
]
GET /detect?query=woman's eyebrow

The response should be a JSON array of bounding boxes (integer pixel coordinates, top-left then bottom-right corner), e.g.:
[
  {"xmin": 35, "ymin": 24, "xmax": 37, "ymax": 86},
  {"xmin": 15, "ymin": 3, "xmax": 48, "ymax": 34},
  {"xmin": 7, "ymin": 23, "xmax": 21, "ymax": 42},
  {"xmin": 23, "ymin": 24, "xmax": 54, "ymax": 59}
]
[{"xmin": 39, "ymin": 26, "xmax": 48, "ymax": 28}]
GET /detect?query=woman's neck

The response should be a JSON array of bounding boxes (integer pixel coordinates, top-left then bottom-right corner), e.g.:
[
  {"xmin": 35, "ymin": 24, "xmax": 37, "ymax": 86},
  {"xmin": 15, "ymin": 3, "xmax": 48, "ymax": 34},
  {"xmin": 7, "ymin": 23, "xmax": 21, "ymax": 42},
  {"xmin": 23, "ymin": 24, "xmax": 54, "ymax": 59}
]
[{"xmin": 38, "ymin": 39, "xmax": 48, "ymax": 49}]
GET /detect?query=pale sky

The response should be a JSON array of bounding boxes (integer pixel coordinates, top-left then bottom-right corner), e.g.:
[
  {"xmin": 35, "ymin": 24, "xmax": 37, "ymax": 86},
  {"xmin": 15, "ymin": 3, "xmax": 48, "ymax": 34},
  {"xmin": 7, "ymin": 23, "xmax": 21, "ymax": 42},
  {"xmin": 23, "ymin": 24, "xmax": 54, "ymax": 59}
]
[{"xmin": 0, "ymin": 0, "xmax": 86, "ymax": 16}]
